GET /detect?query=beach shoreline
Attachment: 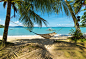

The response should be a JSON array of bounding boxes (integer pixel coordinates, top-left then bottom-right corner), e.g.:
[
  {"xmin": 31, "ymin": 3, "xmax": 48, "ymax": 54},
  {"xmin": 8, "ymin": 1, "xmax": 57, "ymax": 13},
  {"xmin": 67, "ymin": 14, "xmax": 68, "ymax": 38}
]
[
  {"xmin": 0, "ymin": 34, "xmax": 72, "ymax": 42},
  {"xmin": 0, "ymin": 34, "xmax": 86, "ymax": 44}
]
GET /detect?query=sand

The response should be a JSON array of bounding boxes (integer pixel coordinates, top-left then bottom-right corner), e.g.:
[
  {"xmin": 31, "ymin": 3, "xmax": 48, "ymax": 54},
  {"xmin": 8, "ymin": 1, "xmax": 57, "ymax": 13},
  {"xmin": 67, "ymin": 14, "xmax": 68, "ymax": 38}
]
[
  {"xmin": 0, "ymin": 35, "xmax": 71, "ymax": 42},
  {"xmin": 0, "ymin": 35, "xmax": 86, "ymax": 59},
  {"xmin": 0, "ymin": 34, "xmax": 86, "ymax": 45}
]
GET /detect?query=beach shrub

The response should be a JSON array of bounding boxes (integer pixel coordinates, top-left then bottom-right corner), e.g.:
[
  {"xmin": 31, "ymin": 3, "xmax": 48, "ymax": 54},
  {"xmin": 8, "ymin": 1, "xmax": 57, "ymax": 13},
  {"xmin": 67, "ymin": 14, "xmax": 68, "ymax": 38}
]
[
  {"xmin": 69, "ymin": 29, "xmax": 84, "ymax": 43},
  {"xmin": 80, "ymin": 39, "xmax": 86, "ymax": 42}
]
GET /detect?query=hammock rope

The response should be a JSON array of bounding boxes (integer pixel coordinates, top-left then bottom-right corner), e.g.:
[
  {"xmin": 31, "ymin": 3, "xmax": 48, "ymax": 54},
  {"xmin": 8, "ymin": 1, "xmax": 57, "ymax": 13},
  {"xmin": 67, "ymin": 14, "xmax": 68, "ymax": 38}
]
[{"xmin": 10, "ymin": 20, "xmax": 57, "ymax": 39}]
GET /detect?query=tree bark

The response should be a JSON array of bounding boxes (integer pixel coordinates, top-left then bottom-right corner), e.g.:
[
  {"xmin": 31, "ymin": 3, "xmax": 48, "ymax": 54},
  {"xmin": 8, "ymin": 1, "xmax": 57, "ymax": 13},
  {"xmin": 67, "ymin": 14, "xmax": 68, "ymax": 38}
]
[{"xmin": 2, "ymin": 0, "xmax": 11, "ymax": 44}]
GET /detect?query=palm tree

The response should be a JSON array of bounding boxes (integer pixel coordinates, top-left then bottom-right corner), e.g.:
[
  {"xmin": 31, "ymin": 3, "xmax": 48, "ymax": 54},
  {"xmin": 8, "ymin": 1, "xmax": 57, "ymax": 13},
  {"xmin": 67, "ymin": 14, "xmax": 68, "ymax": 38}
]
[
  {"xmin": 0, "ymin": 0, "xmax": 18, "ymax": 45},
  {"xmin": 1, "ymin": 0, "xmax": 83, "ymax": 45},
  {"xmin": 73, "ymin": 0, "xmax": 86, "ymax": 27},
  {"xmin": 68, "ymin": 0, "xmax": 86, "ymax": 28},
  {"xmin": 65, "ymin": 0, "xmax": 82, "ymax": 34},
  {"xmin": 0, "ymin": 0, "xmax": 59, "ymax": 45}
]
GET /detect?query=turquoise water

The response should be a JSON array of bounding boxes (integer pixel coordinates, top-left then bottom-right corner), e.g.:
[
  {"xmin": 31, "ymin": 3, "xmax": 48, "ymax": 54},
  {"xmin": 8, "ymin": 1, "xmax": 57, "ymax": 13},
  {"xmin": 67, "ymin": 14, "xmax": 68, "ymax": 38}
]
[{"xmin": 0, "ymin": 27, "xmax": 86, "ymax": 36}]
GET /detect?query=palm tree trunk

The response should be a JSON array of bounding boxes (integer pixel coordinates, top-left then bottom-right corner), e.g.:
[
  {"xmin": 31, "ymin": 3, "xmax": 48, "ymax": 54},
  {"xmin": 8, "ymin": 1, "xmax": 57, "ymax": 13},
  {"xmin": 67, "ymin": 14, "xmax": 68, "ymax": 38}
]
[
  {"xmin": 65, "ymin": 0, "xmax": 81, "ymax": 32},
  {"xmin": 2, "ymin": 0, "xmax": 11, "ymax": 44}
]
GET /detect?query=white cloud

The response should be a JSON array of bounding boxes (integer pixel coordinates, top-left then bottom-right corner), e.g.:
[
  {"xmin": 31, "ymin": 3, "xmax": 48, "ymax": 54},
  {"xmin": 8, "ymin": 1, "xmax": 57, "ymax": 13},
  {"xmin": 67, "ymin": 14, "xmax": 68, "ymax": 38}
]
[
  {"xmin": 57, "ymin": 24, "xmax": 73, "ymax": 27},
  {"xmin": 0, "ymin": 19, "xmax": 1, "ymax": 21},
  {"xmin": 65, "ymin": 24, "xmax": 73, "ymax": 25},
  {"xmin": 9, "ymin": 24, "xmax": 12, "ymax": 26},
  {"xmin": 57, "ymin": 24, "xmax": 61, "ymax": 26},
  {"xmin": 34, "ymin": 24, "xmax": 47, "ymax": 27},
  {"xmin": 34, "ymin": 24, "xmax": 38, "ymax": 27},
  {"xmin": 19, "ymin": 23, "xmax": 22, "ymax": 24},
  {"xmin": 15, "ymin": 21, "xmax": 19, "ymax": 23},
  {"xmin": 3, "ymin": 24, "xmax": 4, "ymax": 26},
  {"xmin": 57, "ymin": 24, "xmax": 60, "ymax": 26},
  {"xmin": 9, "ymin": 24, "xmax": 18, "ymax": 26}
]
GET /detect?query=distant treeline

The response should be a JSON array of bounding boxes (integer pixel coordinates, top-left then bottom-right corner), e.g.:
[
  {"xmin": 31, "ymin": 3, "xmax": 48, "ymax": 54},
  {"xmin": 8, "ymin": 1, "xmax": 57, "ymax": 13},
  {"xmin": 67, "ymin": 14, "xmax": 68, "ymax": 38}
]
[{"xmin": 0, "ymin": 25, "xmax": 4, "ymax": 28}]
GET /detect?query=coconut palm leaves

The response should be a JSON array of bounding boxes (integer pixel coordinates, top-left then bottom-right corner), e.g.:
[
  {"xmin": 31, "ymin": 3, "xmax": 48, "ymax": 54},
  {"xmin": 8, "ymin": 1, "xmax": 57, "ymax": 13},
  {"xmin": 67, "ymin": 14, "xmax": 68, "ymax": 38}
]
[
  {"xmin": 73, "ymin": 0, "xmax": 85, "ymax": 14},
  {"xmin": 17, "ymin": 0, "xmax": 54, "ymax": 28},
  {"xmin": 27, "ymin": 0, "xmax": 56, "ymax": 13},
  {"xmin": 17, "ymin": 0, "xmax": 70, "ymax": 29},
  {"xmin": 11, "ymin": 2, "xmax": 17, "ymax": 17},
  {"xmin": 65, "ymin": 0, "xmax": 81, "ymax": 31},
  {"xmin": 19, "ymin": 9, "xmax": 48, "ymax": 27},
  {"xmin": 59, "ymin": 0, "xmax": 70, "ymax": 16},
  {"xmin": 18, "ymin": 1, "xmax": 49, "ymax": 28},
  {"xmin": 81, "ymin": 12, "xmax": 86, "ymax": 27},
  {"xmin": 2, "ymin": 0, "xmax": 17, "ymax": 17},
  {"xmin": 3, "ymin": 1, "xmax": 6, "ymax": 8},
  {"xmin": 1, "ymin": 0, "xmax": 60, "ymax": 44}
]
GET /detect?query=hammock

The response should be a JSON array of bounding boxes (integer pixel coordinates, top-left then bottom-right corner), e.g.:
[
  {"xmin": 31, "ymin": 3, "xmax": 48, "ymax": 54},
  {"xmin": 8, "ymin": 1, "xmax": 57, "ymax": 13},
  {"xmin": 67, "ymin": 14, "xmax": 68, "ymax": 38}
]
[
  {"xmin": 30, "ymin": 31, "xmax": 57, "ymax": 39},
  {"xmin": 10, "ymin": 15, "xmax": 74, "ymax": 39},
  {"xmin": 10, "ymin": 16, "xmax": 57, "ymax": 39}
]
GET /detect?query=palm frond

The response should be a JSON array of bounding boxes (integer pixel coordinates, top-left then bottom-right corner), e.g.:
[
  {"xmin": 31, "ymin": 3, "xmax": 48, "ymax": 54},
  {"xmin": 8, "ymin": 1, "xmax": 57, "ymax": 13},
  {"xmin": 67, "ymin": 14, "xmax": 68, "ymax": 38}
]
[
  {"xmin": 12, "ymin": 2, "xmax": 17, "ymax": 17},
  {"xmin": 73, "ymin": 0, "xmax": 84, "ymax": 14},
  {"xmin": 29, "ymin": 9, "xmax": 48, "ymax": 27},
  {"xmin": 62, "ymin": 1, "xmax": 70, "ymax": 16},
  {"xmin": 3, "ymin": 1, "xmax": 7, "ymax": 8},
  {"xmin": 19, "ymin": 7, "xmax": 48, "ymax": 28},
  {"xmin": 17, "ymin": 0, "xmax": 50, "ymax": 28},
  {"xmin": 74, "ymin": 1, "xmax": 83, "ymax": 14}
]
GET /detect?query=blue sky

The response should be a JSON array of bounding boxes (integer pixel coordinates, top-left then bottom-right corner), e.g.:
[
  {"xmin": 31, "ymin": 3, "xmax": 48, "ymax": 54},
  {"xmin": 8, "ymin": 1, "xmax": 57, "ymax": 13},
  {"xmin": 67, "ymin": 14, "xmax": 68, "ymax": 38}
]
[{"xmin": 0, "ymin": 2, "xmax": 85, "ymax": 27}]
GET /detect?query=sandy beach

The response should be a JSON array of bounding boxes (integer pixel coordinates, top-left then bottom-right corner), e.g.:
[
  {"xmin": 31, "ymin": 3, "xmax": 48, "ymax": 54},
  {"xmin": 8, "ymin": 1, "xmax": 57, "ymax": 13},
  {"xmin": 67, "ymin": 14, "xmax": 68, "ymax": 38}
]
[
  {"xmin": 0, "ymin": 35, "xmax": 71, "ymax": 41},
  {"xmin": 0, "ymin": 34, "xmax": 85, "ymax": 46},
  {"xmin": 0, "ymin": 34, "xmax": 86, "ymax": 43},
  {"xmin": 0, "ymin": 35, "xmax": 86, "ymax": 59},
  {"xmin": 0, "ymin": 35, "xmax": 72, "ymax": 45}
]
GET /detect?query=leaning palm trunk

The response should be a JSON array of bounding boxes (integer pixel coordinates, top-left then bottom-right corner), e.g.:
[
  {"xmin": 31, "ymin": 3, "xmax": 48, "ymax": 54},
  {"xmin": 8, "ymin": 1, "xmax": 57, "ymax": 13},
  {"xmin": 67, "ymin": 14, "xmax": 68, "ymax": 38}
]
[
  {"xmin": 2, "ymin": 0, "xmax": 11, "ymax": 44},
  {"xmin": 65, "ymin": 0, "xmax": 81, "ymax": 33}
]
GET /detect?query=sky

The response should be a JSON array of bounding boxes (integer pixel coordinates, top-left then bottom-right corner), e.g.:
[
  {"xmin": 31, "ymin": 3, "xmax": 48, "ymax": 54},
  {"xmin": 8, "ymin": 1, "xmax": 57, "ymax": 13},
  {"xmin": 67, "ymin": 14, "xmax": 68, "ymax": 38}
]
[{"xmin": 0, "ymin": 2, "xmax": 85, "ymax": 27}]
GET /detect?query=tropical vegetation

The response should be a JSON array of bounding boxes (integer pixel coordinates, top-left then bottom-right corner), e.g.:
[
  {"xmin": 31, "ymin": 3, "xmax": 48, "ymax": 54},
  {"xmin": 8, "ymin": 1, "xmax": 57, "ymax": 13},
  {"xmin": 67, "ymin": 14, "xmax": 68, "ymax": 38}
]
[
  {"xmin": 0, "ymin": 0, "xmax": 18, "ymax": 45},
  {"xmin": 65, "ymin": 0, "xmax": 81, "ymax": 32},
  {"xmin": 0, "ymin": 25, "xmax": 4, "ymax": 28},
  {"xmin": 79, "ymin": 25, "xmax": 86, "ymax": 27},
  {"xmin": 0, "ymin": 0, "xmax": 61, "ymax": 45},
  {"xmin": 0, "ymin": 0, "xmax": 86, "ymax": 58},
  {"xmin": 80, "ymin": 12, "xmax": 86, "ymax": 27},
  {"xmin": 0, "ymin": 0, "xmax": 86, "ymax": 45}
]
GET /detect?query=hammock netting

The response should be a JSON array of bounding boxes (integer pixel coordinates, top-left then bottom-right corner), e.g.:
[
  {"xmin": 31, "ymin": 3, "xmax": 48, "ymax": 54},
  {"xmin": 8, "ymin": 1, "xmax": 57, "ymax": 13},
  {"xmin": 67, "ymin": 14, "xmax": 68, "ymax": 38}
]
[{"xmin": 30, "ymin": 31, "xmax": 57, "ymax": 39}]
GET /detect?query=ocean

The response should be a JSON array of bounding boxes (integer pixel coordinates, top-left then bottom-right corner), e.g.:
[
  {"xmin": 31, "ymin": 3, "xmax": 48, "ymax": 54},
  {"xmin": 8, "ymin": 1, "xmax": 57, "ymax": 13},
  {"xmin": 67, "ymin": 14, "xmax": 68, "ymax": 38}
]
[{"xmin": 0, "ymin": 27, "xmax": 86, "ymax": 36}]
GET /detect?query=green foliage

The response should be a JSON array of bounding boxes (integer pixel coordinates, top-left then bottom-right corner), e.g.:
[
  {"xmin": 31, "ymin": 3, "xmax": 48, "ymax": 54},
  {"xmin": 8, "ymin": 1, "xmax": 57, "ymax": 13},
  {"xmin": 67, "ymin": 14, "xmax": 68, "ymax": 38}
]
[
  {"xmin": 1, "ymin": 0, "xmax": 71, "ymax": 29},
  {"xmin": 80, "ymin": 39, "xmax": 86, "ymax": 42},
  {"xmin": 80, "ymin": 12, "xmax": 86, "ymax": 27},
  {"xmin": 73, "ymin": 0, "xmax": 84, "ymax": 14},
  {"xmin": 0, "ymin": 25, "xmax": 4, "ymax": 28},
  {"xmin": 17, "ymin": 0, "xmax": 71, "ymax": 29},
  {"xmin": 79, "ymin": 25, "xmax": 86, "ymax": 27},
  {"xmin": 69, "ymin": 29, "xmax": 83, "ymax": 43},
  {"xmin": 52, "ymin": 0, "xmax": 70, "ymax": 16},
  {"xmin": 17, "ymin": 0, "xmax": 57, "ymax": 30},
  {"xmin": 3, "ymin": 0, "xmax": 17, "ymax": 17}
]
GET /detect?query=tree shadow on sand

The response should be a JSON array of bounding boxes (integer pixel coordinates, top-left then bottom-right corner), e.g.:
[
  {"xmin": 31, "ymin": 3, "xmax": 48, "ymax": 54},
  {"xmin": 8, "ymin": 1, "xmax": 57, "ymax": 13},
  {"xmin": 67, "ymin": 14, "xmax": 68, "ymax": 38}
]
[
  {"xmin": 53, "ymin": 41, "xmax": 86, "ymax": 58},
  {"xmin": 54, "ymin": 41, "xmax": 86, "ymax": 50},
  {"xmin": 13, "ymin": 38, "xmax": 55, "ymax": 46},
  {"xmin": 10, "ymin": 38, "xmax": 55, "ymax": 59}
]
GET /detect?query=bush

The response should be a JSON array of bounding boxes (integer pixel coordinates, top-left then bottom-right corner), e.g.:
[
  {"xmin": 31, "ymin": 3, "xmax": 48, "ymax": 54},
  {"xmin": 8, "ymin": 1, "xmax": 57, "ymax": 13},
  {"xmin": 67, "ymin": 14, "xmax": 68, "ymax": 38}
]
[{"xmin": 69, "ymin": 29, "xmax": 83, "ymax": 43}]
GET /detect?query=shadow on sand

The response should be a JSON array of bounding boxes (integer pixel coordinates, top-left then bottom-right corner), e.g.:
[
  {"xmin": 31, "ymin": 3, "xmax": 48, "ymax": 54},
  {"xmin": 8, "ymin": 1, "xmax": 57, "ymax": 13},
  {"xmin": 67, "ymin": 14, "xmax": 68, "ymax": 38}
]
[{"xmin": 13, "ymin": 38, "xmax": 55, "ymax": 46}]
